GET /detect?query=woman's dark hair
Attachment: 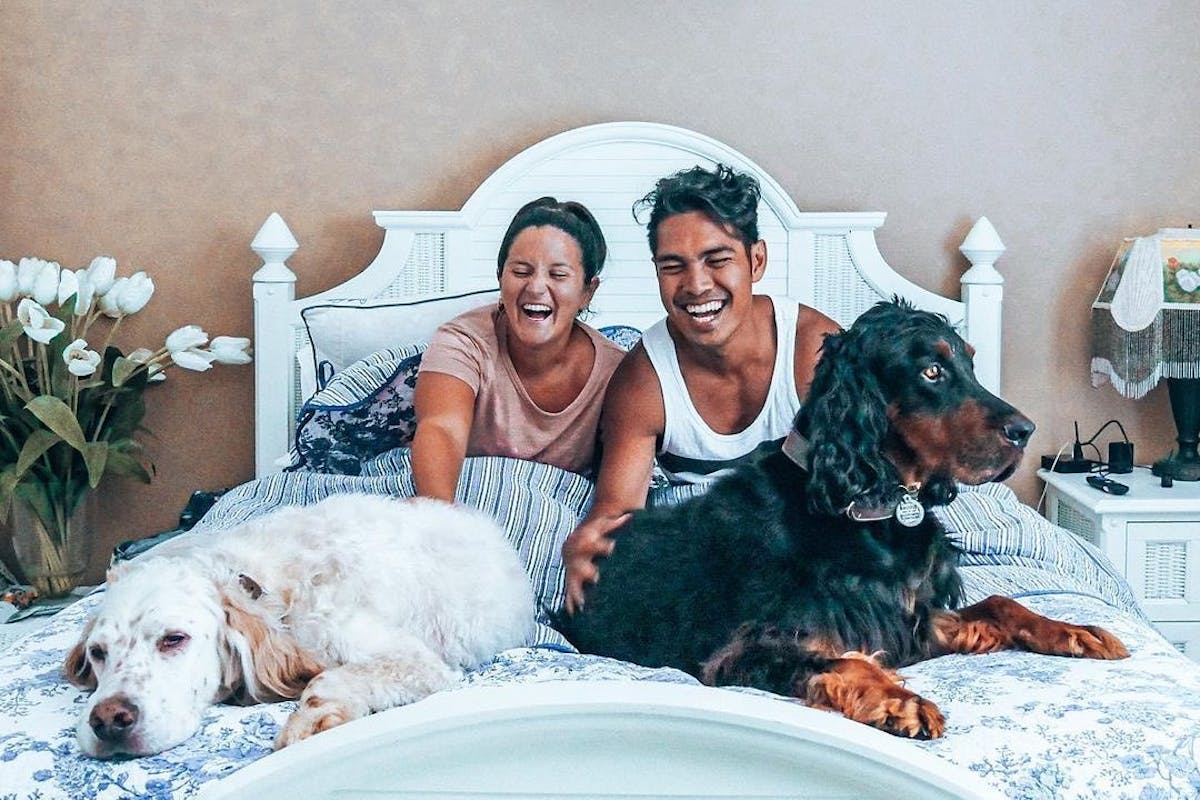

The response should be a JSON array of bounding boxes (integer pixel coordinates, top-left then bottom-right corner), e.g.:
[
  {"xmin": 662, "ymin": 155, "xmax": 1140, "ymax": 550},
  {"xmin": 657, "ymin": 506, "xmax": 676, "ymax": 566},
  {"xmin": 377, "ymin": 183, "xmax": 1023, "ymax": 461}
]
[
  {"xmin": 634, "ymin": 165, "xmax": 761, "ymax": 254},
  {"xmin": 496, "ymin": 197, "xmax": 607, "ymax": 282}
]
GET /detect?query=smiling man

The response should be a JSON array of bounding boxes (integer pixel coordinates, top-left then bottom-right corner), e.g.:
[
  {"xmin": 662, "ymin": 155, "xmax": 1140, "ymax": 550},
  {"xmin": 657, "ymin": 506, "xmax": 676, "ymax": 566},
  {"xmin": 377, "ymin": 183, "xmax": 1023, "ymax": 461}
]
[{"xmin": 562, "ymin": 165, "xmax": 839, "ymax": 613}]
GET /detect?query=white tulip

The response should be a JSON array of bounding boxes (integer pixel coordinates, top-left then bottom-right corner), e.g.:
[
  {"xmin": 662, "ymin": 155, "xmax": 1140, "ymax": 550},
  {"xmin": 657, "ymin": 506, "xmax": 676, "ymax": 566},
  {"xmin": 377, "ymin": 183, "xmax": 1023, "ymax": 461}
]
[
  {"xmin": 171, "ymin": 347, "xmax": 217, "ymax": 372},
  {"xmin": 57, "ymin": 269, "xmax": 79, "ymax": 307},
  {"xmin": 87, "ymin": 256, "xmax": 117, "ymax": 296},
  {"xmin": 16, "ymin": 298, "xmax": 66, "ymax": 344},
  {"xmin": 72, "ymin": 270, "xmax": 95, "ymax": 316},
  {"xmin": 166, "ymin": 325, "xmax": 208, "ymax": 353},
  {"xmin": 117, "ymin": 270, "xmax": 154, "ymax": 314},
  {"xmin": 62, "ymin": 339, "xmax": 102, "ymax": 377},
  {"xmin": 127, "ymin": 347, "xmax": 166, "ymax": 381},
  {"xmin": 0, "ymin": 260, "xmax": 15, "ymax": 302},
  {"xmin": 99, "ymin": 277, "xmax": 127, "ymax": 317},
  {"xmin": 208, "ymin": 336, "xmax": 252, "ymax": 365},
  {"xmin": 16, "ymin": 258, "xmax": 47, "ymax": 296},
  {"xmin": 32, "ymin": 261, "xmax": 60, "ymax": 306}
]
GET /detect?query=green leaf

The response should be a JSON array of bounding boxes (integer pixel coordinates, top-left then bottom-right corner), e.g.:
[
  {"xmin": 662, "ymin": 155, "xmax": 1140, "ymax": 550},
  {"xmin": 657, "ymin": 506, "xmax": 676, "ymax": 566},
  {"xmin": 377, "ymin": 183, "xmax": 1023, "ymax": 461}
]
[
  {"xmin": 0, "ymin": 467, "xmax": 18, "ymax": 518},
  {"xmin": 103, "ymin": 392, "xmax": 146, "ymax": 441},
  {"xmin": 104, "ymin": 449, "xmax": 153, "ymax": 483},
  {"xmin": 0, "ymin": 319, "xmax": 23, "ymax": 355},
  {"xmin": 24, "ymin": 395, "xmax": 88, "ymax": 451},
  {"xmin": 15, "ymin": 429, "xmax": 60, "ymax": 477},
  {"xmin": 112, "ymin": 357, "xmax": 139, "ymax": 388},
  {"xmin": 82, "ymin": 442, "xmax": 108, "ymax": 488}
]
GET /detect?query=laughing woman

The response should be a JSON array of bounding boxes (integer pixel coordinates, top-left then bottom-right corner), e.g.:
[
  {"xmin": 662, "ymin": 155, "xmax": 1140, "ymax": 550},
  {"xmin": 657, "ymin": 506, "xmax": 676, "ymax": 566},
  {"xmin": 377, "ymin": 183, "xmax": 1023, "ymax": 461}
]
[{"xmin": 412, "ymin": 197, "xmax": 624, "ymax": 502}]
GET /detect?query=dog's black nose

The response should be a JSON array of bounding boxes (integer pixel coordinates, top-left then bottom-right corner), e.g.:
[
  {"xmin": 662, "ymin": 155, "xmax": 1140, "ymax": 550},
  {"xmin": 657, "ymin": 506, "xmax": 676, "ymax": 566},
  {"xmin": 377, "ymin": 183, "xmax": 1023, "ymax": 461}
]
[
  {"xmin": 1003, "ymin": 417, "xmax": 1036, "ymax": 448},
  {"xmin": 90, "ymin": 694, "xmax": 139, "ymax": 742}
]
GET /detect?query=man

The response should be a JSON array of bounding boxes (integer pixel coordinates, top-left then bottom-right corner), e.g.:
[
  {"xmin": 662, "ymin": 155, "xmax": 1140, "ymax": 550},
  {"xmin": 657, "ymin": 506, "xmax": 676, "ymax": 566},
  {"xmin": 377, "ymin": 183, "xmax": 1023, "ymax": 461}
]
[{"xmin": 562, "ymin": 164, "xmax": 840, "ymax": 612}]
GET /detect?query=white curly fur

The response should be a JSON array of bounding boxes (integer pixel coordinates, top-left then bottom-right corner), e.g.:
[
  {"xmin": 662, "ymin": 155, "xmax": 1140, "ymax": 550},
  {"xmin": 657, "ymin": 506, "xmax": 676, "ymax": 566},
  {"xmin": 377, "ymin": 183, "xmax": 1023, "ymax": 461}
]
[{"xmin": 64, "ymin": 494, "xmax": 536, "ymax": 757}]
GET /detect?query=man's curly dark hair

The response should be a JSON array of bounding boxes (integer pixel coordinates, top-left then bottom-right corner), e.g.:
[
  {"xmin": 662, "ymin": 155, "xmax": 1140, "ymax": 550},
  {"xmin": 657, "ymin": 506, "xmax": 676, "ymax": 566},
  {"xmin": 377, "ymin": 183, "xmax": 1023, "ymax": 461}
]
[{"xmin": 634, "ymin": 164, "xmax": 761, "ymax": 254}]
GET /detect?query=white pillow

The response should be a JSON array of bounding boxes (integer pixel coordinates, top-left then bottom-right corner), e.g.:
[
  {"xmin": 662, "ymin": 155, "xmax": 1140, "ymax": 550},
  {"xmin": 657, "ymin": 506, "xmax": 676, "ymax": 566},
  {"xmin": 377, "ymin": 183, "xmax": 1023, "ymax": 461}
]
[{"xmin": 298, "ymin": 289, "xmax": 499, "ymax": 400}]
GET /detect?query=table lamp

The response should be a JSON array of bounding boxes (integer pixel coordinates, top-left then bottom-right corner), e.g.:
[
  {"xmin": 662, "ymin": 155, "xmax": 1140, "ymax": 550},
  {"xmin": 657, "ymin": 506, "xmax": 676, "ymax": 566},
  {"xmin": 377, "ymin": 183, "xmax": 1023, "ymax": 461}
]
[{"xmin": 1091, "ymin": 227, "xmax": 1200, "ymax": 480}]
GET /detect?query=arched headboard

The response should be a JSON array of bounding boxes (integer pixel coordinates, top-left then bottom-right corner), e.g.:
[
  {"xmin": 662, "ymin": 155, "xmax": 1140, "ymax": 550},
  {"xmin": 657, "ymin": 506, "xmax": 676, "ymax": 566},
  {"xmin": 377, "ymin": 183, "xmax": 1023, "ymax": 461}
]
[{"xmin": 250, "ymin": 121, "xmax": 1004, "ymax": 476}]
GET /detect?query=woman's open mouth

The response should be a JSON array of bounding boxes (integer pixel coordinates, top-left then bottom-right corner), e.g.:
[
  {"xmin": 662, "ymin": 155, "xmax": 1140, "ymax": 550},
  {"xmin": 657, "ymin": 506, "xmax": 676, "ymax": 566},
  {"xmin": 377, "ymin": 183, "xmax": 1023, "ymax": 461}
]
[{"xmin": 521, "ymin": 303, "xmax": 553, "ymax": 322}]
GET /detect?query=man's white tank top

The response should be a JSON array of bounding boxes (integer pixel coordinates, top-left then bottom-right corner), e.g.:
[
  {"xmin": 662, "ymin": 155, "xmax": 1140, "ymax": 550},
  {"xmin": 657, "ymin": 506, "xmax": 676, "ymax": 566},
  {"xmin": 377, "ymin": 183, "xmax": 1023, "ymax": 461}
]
[{"xmin": 642, "ymin": 296, "xmax": 801, "ymax": 485}]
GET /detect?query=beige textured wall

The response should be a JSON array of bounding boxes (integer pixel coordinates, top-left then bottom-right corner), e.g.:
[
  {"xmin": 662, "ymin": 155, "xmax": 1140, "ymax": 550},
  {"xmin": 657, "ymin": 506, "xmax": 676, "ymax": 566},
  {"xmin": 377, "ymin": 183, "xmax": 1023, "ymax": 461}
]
[{"xmin": 3, "ymin": 1, "xmax": 1198, "ymax": 582}]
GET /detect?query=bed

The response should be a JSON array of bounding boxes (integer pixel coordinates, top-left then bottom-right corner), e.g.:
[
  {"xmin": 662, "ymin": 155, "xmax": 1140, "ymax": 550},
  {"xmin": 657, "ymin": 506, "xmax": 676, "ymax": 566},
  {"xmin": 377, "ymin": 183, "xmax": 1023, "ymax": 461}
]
[{"xmin": 3, "ymin": 122, "xmax": 1199, "ymax": 800}]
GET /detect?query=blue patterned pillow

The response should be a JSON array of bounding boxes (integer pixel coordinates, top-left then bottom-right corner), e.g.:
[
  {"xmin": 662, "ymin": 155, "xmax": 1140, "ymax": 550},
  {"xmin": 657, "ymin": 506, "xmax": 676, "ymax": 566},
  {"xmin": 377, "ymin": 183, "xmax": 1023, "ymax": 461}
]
[
  {"xmin": 598, "ymin": 324, "xmax": 642, "ymax": 351},
  {"xmin": 294, "ymin": 343, "xmax": 426, "ymax": 475}
]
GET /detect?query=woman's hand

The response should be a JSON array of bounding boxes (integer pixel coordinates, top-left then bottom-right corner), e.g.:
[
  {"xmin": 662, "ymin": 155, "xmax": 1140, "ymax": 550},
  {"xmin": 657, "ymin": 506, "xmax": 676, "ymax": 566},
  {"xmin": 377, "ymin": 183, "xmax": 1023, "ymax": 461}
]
[{"xmin": 562, "ymin": 511, "xmax": 631, "ymax": 615}]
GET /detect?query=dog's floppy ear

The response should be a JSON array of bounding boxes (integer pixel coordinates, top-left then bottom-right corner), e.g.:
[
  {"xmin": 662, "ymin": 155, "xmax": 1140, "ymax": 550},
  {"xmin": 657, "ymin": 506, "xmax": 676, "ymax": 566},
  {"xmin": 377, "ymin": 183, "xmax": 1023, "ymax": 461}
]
[
  {"xmin": 219, "ymin": 587, "xmax": 323, "ymax": 703},
  {"xmin": 63, "ymin": 617, "xmax": 98, "ymax": 690},
  {"xmin": 799, "ymin": 328, "xmax": 898, "ymax": 516}
]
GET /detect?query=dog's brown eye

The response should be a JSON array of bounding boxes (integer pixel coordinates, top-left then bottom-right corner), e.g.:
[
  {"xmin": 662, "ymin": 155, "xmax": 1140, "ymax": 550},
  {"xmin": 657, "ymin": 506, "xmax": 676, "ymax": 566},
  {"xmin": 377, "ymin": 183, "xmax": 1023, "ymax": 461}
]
[
  {"xmin": 158, "ymin": 632, "xmax": 190, "ymax": 653},
  {"xmin": 88, "ymin": 645, "xmax": 106, "ymax": 662},
  {"xmin": 921, "ymin": 364, "xmax": 943, "ymax": 382}
]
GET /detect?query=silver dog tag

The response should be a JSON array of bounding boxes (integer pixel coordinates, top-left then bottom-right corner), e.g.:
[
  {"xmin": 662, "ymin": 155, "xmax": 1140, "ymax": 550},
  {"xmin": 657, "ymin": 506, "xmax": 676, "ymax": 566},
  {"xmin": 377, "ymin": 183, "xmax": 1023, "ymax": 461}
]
[{"xmin": 895, "ymin": 493, "xmax": 925, "ymax": 527}]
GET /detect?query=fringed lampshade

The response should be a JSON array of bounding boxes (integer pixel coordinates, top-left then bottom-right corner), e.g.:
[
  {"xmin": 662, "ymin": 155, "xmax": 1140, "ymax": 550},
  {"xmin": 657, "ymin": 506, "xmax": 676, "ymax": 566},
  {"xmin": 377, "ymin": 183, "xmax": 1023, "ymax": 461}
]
[{"xmin": 1092, "ymin": 228, "xmax": 1200, "ymax": 480}]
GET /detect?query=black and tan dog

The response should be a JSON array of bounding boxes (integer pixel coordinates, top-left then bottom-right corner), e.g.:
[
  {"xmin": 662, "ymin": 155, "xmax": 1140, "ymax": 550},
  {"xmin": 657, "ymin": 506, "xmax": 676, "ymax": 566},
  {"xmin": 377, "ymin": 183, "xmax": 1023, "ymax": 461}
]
[{"xmin": 562, "ymin": 300, "xmax": 1127, "ymax": 739}]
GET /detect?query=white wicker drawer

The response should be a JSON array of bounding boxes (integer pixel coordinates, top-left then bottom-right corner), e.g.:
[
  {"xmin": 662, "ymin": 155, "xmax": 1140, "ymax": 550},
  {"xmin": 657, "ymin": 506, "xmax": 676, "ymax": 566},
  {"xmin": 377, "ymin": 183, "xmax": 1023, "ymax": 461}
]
[{"xmin": 1126, "ymin": 522, "xmax": 1200, "ymax": 621}]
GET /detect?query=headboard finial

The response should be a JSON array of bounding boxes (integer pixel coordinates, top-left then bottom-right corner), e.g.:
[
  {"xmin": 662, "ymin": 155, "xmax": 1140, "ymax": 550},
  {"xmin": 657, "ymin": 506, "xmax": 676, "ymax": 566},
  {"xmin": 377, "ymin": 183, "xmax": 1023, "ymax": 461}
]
[
  {"xmin": 959, "ymin": 217, "xmax": 1005, "ymax": 285},
  {"xmin": 252, "ymin": 212, "xmax": 299, "ymax": 283}
]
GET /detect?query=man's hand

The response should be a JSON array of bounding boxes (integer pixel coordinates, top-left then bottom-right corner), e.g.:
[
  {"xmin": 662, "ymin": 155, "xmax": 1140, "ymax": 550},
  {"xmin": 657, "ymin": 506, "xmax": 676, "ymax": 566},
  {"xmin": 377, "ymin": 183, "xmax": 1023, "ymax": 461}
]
[{"xmin": 562, "ymin": 512, "xmax": 632, "ymax": 615}]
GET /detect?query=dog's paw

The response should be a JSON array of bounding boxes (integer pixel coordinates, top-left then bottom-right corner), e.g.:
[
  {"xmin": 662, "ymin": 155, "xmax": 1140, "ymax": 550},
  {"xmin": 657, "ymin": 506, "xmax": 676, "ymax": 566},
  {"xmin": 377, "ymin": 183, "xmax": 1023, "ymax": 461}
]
[
  {"xmin": 874, "ymin": 692, "xmax": 945, "ymax": 740},
  {"xmin": 804, "ymin": 658, "xmax": 946, "ymax": 740},
  {"xmin": 273, "ymin": 700, "xmax": 353, "ymax": 750},
  {"xmin": 1059, "ymin": 623, "xmax": 1129, "ymax": 660}
]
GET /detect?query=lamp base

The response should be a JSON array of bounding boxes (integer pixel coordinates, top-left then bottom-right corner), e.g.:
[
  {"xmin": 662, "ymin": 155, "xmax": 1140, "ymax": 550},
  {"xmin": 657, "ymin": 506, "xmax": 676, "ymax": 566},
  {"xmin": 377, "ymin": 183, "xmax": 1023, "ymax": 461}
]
[
  {"xmin": 1152, "ymin": 456, "xmax": 1200, "ymax": 482},
  {"xmin": 1155, "ymin": 378, "xmax": 1200, "ymax": 481}
]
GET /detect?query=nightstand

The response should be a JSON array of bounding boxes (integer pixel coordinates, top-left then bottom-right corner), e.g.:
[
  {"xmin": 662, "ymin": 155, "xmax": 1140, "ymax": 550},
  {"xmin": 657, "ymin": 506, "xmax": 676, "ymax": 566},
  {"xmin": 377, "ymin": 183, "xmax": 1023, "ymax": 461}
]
[{"xmin": 1039, "ymin": 467, "xmax": 1200, "ymax": 660}]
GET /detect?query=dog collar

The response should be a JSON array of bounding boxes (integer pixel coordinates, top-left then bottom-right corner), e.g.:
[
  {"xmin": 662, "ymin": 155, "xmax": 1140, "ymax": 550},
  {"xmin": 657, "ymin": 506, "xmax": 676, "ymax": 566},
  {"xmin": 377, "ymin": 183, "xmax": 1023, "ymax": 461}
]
[
  {"xmin": 780, "ymin": 430, "xmax": 925, "ymax": 527},
  {"xmin": 781, "ymin": 429, "xmax": 811, "ymax": 469},
  {"xmin": 845, "ymin": 486, "xmax": 925, "ymax": 527}
]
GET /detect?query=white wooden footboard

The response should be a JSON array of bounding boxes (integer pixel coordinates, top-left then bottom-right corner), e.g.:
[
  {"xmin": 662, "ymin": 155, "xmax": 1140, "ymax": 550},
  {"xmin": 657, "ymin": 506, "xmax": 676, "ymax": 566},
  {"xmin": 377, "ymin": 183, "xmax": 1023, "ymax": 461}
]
[
  {"xmin": 249, "ymin": 122, "xmax": 1005, "ymax": 477},
  {"xmin": 202, "ymin": 681, "xmax": 1002, "ymax": 800}
]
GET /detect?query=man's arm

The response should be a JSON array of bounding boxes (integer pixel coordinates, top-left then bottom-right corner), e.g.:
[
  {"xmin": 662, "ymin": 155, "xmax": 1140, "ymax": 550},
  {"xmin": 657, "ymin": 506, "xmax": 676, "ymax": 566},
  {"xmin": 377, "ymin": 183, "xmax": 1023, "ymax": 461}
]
[
  {"xmin": 794, "ymin": 304, "xmax": 841, "ymax": 400},
  {"xmin": 411, "ymin": 372, "xmax": 477, "ymax": 502},
  {"xmin": 562, "ymin": 345, "xmax": 664, "ymax": 614}
]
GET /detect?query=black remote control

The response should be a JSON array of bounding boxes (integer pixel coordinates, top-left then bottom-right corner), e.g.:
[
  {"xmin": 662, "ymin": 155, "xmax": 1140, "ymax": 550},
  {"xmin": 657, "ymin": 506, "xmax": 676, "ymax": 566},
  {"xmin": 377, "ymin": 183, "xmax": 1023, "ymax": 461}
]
[{"xmin": 1087, "ymin": 474, "xmax": 1129, "ymax": 495}]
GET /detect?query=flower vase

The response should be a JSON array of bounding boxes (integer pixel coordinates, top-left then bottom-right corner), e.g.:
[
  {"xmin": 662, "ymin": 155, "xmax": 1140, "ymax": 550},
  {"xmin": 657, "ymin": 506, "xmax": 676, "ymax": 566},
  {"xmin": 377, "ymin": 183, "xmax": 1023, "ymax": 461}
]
[{"xmin": 9, "ymin": 490, "xmax": 94, "ymax": 598}]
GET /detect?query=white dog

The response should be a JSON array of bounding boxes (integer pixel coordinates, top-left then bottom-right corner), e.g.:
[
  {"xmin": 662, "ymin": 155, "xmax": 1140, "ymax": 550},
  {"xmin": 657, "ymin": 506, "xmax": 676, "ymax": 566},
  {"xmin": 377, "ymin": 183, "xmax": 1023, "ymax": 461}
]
[{"xmin": 64, "ymin": 493, "xmax": 536, "ymax": 758}]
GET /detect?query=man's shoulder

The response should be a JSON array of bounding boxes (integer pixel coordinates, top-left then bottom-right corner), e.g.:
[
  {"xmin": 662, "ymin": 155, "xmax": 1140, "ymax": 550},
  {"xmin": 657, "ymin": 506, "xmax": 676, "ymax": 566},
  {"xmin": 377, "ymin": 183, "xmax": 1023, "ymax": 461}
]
[
  {"xmin": 793, "ymin": 303, "xmax": 840, "ymax": 342},
  {"xmin": 612, "ymin": 342, "xmax": 658, "ymax": 388}
]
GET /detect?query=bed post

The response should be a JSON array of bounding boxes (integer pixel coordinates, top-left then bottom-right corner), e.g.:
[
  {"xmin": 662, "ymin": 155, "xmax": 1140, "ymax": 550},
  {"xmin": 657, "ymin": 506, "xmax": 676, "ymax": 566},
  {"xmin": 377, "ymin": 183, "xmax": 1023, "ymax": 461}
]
[
  {"xmin": 959, "ymin": 217, "xmax": 1005, "ymax": 395},
  {"xmin": 251, "ymin": 212, "xmax": 298, "ymax": 477}
]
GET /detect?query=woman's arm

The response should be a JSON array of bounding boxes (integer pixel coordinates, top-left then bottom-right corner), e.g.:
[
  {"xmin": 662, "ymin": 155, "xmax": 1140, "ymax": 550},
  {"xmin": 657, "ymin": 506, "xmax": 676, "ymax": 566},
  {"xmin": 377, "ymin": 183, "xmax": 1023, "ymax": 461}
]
[{"xmin": 411, "ymin": 372, "xmax": 477, "ymax": 502}]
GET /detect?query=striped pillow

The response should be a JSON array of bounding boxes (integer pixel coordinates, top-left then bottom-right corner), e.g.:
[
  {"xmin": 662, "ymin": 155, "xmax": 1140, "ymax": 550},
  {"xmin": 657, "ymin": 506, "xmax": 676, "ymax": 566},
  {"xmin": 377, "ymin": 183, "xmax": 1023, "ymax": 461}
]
[{"xmin": 293, "ymin": 343, "xmax": 426, "ymax": 474}]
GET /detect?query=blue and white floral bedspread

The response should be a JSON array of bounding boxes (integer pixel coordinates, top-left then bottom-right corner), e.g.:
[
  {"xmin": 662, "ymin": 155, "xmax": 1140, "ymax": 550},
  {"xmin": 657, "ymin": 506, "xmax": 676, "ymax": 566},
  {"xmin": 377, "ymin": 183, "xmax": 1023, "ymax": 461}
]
[{"xmin": 2, "ymin": 457, "xmax": 1198, "ymax": 799}]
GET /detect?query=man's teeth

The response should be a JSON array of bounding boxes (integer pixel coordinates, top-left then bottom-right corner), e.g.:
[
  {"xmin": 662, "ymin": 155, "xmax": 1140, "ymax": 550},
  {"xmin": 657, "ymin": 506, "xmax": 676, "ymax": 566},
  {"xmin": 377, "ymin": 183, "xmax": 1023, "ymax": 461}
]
[
  {"xmin": 523, "ymin": 304, "xmax": 552, "ymax": 313},
  {"xmin": 685, "ymin": 300, "xmax": 723, "ymax": 315}
]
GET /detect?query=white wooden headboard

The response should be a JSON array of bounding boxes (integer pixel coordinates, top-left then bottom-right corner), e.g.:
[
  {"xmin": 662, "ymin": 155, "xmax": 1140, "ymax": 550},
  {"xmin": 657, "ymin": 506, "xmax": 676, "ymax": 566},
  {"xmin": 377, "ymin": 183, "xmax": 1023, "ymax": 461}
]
[{"xmin": 249, "ymin": 121, "xmax": 1005, "ymax": 477}]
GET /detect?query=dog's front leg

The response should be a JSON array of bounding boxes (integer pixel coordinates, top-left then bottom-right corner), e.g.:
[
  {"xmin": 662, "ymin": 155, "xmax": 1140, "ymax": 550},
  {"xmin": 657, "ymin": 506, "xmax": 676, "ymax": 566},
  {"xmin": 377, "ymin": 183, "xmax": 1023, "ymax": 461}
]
[
  {"xmin": 932, "ymin": 595, "xmax": 1128, "ymax": 660},
  {"xmin": 701, "ymin": 623, "xmax": 945, "ymax": 739},
  {"xmin": 274, "ymin": 636, "xmax": 461, "ymax": 749}
]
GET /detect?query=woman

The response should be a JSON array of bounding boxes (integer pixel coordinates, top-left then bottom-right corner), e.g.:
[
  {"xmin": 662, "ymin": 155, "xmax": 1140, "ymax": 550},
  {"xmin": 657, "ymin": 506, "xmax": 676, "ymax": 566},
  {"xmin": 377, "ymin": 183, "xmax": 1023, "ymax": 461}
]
[{"xmin": 412, "ymin": 197, "xmax": 624, "ymax": 501}]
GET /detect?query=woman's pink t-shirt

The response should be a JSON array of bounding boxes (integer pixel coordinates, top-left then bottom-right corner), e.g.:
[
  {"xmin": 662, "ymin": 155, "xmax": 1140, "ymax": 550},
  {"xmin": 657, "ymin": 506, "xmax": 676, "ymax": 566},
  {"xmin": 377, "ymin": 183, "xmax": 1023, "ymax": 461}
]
[{"xmin": 418, "ymin": 304, "xmax": 625, "ymax": 475}]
